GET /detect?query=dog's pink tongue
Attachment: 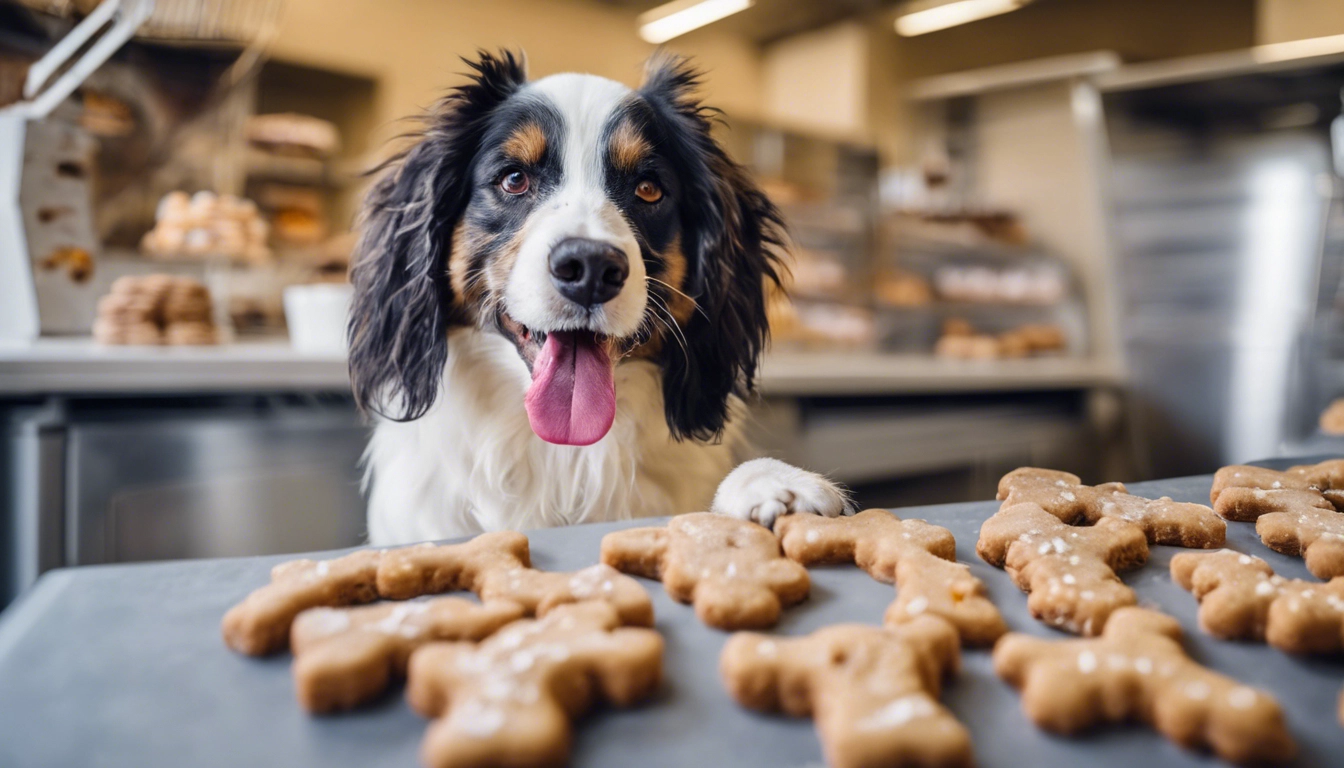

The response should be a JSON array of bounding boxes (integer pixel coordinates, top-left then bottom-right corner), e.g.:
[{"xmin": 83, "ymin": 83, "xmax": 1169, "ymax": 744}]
[{"xmin": 525, "ymin": 331, "xmax": 616, "ymax": 446}]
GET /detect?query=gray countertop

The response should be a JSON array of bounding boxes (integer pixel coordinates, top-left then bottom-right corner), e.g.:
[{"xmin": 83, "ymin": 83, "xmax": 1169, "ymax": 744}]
[
  {"xmin": 0, "ymin": 338, "xmax": 1123, "ymax": 396},
  {"xmin": 1, "ymin": 470, "xmax": 1339, "ymax": 767}
]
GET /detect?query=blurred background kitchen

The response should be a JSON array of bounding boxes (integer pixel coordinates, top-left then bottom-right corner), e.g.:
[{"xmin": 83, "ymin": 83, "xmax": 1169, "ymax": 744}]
[{"xmin": 3, "ymin": 0, "xmax": 1344, "ymax": 608}]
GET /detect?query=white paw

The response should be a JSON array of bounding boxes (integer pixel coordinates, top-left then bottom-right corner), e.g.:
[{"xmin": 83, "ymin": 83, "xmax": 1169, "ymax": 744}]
[{"xmin": 710, "ymin": 458, "xmax": 850, "ymax": 530}]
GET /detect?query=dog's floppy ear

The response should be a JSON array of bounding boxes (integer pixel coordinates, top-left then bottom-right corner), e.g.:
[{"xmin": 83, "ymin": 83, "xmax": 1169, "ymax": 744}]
[
  {"xmin": 348, "ymin": 50, "xmax": 527, "ymax": 420},
  {"xmin": 639, "ymin": 53, "xmax": 786, "ymax": 441}
]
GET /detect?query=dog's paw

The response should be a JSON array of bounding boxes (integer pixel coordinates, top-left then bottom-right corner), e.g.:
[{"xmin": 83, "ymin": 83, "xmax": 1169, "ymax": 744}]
[{"xmin": 710, "ymin": 458, "xmax": 850, "ymax": 530}]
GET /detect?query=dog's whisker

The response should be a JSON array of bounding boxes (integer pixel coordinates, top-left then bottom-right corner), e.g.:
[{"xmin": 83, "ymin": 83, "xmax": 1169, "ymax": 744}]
[
  {"xmin": 646, "ymin": 294, "xmax": 689, "ymax": 357},
  {"xmin": 645, "ymin": 276, "xmax": 710, "ymax": 322}
]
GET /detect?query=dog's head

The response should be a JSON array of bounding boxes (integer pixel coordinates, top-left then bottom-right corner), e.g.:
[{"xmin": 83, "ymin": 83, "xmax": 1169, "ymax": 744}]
[{"xmin": 348, "ymin": 50, "xmax": 784, "ymax": 446}]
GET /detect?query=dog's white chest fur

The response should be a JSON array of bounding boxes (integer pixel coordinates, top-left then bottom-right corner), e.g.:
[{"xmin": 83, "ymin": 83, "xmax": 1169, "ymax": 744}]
[{"xmin": 364, "ymin": 327, "xmax": 743, "ymax": 544}]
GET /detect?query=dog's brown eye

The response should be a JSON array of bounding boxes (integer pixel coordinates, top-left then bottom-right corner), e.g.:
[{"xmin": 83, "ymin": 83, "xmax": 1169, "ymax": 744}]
[
  {"xmin": 635, "ymin": 180, "xmax": 662, "ymax": 203},
  {"xmin": 500, "ymin": 171, "xmax": 530, "ymax": 195}
]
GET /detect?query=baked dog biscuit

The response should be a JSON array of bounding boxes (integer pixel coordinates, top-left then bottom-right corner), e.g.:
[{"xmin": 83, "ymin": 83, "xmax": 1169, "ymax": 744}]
[
  {"xmin": 290, "ymin": 598, "xmax": 525, "ymax": 712},
  {"xmin": 406, "ymin": 602, "xmax": 663, "ymax": 768},
  {"xmin": 998, "ymin": 467, "xmax": 1225, "ymax": 547},
  {"xmin": 994, "ymin": 607, "xmax": 1296, "ymax": 765},
  {"xmin": 1208, "ymin": 461, "xmax": 1344, "ymax": 577},
  {"xmin": 601, "ymin": 513, "xmax": 809, "ymax": 630},
  {"xmin": 377, "ymin": 533, "xmax": 653, "ymax": 625},
  {"xmin": 775, "ymin": 509, "xmax": 1005, "ymax": 645},
  {"xmin": 720, "ymin": 616, "xmax": 972, "ymax": 768},
  {"xmin": 225, "ymin": 532, "xmax": 654, "ymax": 657},
  {"xmin": 978, "ymin": 502, "xmax": 1148, "ymax": 635},
  {"xmin": 223, "ymin": 549, "xmax": 383, "ymax": 655},
  {"xmin": 376, "ymin": 532, "xmax": 531, "ymax": 599},
  {"xmin": 1171, "ymin": 549, "xmax": 1344, "ymax": 654},
  {"xmin": 1257, "ymin": 507, "xmax": 1344, "ymax": 580},
  {"xmin": 475, "ymin": 563, "xmax": 654, "ymax": 627},
  {"xmin": 1209, "ymin": 460, "xmax": 1344, "ymax": 521}
]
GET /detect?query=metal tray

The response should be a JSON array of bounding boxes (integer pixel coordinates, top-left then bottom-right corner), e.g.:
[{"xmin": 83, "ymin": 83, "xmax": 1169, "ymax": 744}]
[{"xmin": 1, "ymin": 466, "xmax": 1342, "ymax": 767}]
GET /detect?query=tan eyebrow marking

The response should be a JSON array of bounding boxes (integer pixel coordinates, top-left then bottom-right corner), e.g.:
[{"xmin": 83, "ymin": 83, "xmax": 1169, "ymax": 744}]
[
  {"xmin": 609, "ymin": 120, "xmax": 651, "ymax": 172},
  {"xmin": 501, "ymin": 123, "xmax": 546, "ymax": 166}
]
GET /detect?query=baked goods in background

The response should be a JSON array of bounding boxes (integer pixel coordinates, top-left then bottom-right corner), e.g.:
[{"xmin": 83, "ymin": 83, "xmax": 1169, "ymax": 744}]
[
  {"xmin": 246, "ymin": 113, "xmax": 341, "ymax": 159},
  {"xmin": 994, "ymin": 607, "xmax": 1296, "ymax": 765},
  {"xmin": 91, "ymin": 274, "xmax": 217, "ymax": 346},
  {"xmin": 253, "ymin": 183, "xmax": 329, "ymax": 246},
  {"xmin": 934, "ymin": 318, "xmax": 1066, "ymax": 360},
  {"xmin": 873, "ymin": 269, "xmax": 933, "ymax": 308},
  {"xmin": 1321, "ymin": 398, "xmax": 1344, "ymax": 435},
  {"xmin": 720, "ymin": 617, "xmax": 973, "ymax": 768},
  {"xmin": 140, "ymin": 191, "xmax": 271, "ymax": 264},
  {"xmin": 933, "ymin": 263, "xmax": 1065, "ymax": 305}
]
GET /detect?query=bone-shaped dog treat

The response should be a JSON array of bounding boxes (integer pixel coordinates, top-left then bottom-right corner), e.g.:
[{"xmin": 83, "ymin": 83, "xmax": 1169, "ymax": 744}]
[
  {"xmin": 994, "ymin": 607, "xmax": 1296, "ymax": 765},
  {"xmin": 1214, "ymin": 459, "xmax": 1344, "ymax": 519},
  {"xmin": 378, "ymin": 534, "xmax": 653, "ymax": 624},
  {"xmin": 1208, "ymin": 461, "xmax": 1344, "ymax": 578},
  {"xmin": 1257, "ymin": 507, "xmax": 1344, "ymax": 580},
  {"xmin": 406, "ymin": 602, "xmax": 663, "ymax": 768},
  {"xmin": 376, "ymin": 531, "xmax": 531, "ymax": 599},
  {"xmin": 223, "ymin": 549, "xmax": 383, "ymax": 655},
  {"xmin": 225, "ymin": 533, "xmax": 656, "ymax": 656},
  {"xmin": 978, "ymin": 502, "xmax": 1148, "ymax": 635},
  {"xmin": 998, "ymin": 467, "xmax": 1225, "ymax": 547},
  {"xmin": 1209, "ymin": 460, "xmax": 1344, "ymax": 521},
  {"xmin": 600, "ymin": 512, "xmax": 809, "ymax": 630},
  {"xmin": 720, "ymin": 616, "xmax": 972, "ymax": 768},
  {"xmin": 474, "ymin": 563, "xmax": 654, "ymax": 627},
  {"xmin": 775, "ymin": 509, "xmax": 1005, "ymax": 646},
  {"xmin": 290, "ymin": 597, "xmax": 525, "ymax": 713},
  {"xmin": 1170, "ymin": 549, "xmax": 1344, "ymax": 654}
]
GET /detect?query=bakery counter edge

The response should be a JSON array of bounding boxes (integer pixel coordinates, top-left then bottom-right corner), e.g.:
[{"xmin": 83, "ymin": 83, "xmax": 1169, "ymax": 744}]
[{"xmin": 0, "ymin": 338, "xmax": 1125, "ymax": 396}]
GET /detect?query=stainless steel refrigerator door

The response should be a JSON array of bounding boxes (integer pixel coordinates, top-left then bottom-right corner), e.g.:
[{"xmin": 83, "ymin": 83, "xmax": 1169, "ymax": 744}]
[
  {"xmin": 65, "ymin": 399, "xmax": 368, "ymax": 566},
  {"xmin": 1109, "ymin": 126, "xmax": 1333, "ymax": 476}
]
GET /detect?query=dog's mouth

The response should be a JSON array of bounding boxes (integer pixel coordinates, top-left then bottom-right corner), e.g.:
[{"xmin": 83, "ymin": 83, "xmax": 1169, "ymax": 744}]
[{"xmin": 497, "ymin": 312, "xmax": 624, "ymax": 447}]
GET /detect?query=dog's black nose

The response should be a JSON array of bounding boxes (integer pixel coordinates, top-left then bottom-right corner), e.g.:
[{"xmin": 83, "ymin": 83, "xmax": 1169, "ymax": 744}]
[{"xmin": 548, "ymin": 238, "xmax": 629, "ymax": 307}]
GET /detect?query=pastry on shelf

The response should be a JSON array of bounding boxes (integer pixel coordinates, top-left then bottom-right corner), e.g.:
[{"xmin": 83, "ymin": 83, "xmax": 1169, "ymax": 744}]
[
  {"xmin": 934, "ymin": 318, "xmax": 1066, "ymax": 360},
  {"xmin": 141, "ymin": 191, "xmax": 271, "ymax": 265},
  {"xmin": 874, "ymin": 269, "xmax": 933, "ymax": 308},
  {"xmin": 246, "ymin": 113, "xmax": 341, "ymax": 159},
  {"xmin": 92, "ymin": 274, "xmax": 218, "ymax": 346},
  {"xmin": 1320, "ymin": 398, "xmax": 1344, "ymax": 436}
]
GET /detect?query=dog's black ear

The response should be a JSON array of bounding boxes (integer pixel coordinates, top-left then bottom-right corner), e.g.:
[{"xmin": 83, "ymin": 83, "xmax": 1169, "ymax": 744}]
[
  {"xmin": 348, "ymin": 50, "xmax": 527, "ymax": 420},
  {"xmin": 639, "ymin": 53, "xmax": 787, "ymax": 441}
]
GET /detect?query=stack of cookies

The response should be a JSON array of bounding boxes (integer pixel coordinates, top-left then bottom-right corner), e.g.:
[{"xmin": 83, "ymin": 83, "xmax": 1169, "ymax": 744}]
[
  {"xmin": 140, "ymin": 191, "xmax": 271, "ymax": 265},
  {"xmin": 92, "ymin": 275, "xmax": 218, "ymax": 346}
]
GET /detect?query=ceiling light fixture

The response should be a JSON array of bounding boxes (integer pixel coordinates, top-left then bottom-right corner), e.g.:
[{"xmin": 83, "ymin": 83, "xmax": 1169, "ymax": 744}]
[
  {"xmin": 895, "ymin": 0, "xmax": 1032, "ymax": 37},
  {"xmin": 638, "ymin": 0, "xmax": 754, "ymax": 44}
]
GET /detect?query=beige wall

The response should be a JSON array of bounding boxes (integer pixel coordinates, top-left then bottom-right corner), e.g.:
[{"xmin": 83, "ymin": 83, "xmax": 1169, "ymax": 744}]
[
  {"xmin": 1258, "ymin": 0, "xmax": 1344, "ymax": 43},
  {"xmin": 761, "ymin": 22, "xmax": 869, "ymax": 143},
  {"xmin": 269, "ymin": 0, "xmax": 765, "ymax": 151}
]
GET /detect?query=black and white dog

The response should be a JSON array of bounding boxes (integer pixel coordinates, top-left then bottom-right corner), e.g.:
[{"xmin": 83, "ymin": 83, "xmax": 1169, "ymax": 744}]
[{"xmin": 348, "ymin": 51, "xmax": 847, "ymax": 544}]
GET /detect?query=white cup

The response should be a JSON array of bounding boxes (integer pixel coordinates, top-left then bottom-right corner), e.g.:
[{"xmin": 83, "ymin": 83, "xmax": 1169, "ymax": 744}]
[{"xmin": 283, "ymin": 283, "xmax": 353, "ymax": 354}]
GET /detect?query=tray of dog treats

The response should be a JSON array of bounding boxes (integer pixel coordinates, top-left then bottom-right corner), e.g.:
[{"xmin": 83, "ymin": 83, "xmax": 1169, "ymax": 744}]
[{"xmin": 1, "ymin": 458, "xmax": 1343, "ymax": 767}]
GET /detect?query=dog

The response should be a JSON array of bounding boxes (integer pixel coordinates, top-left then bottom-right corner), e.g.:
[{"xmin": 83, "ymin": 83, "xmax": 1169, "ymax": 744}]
[{"xmin": 347, "ymin": 50, "xmax": 848, "ymax": 545}]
